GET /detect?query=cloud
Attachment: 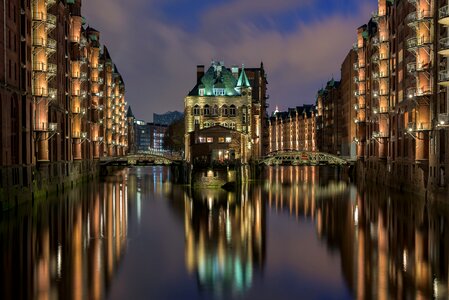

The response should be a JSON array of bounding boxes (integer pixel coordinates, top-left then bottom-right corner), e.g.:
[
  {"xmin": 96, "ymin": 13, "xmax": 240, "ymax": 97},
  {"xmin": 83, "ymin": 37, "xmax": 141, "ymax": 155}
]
[{"xmin": 82, "ymin": 0, "xmax": 375, "ymax": 120}]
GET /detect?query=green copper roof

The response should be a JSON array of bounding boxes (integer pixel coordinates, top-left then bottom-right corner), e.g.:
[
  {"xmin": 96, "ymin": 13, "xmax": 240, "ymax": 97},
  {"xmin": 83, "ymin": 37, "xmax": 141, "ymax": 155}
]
[
  {"xmin": 189, "ymin": 62, "xmax": 241, "ymax": 96},
  {"xmin": 67, "ymin": 0, "xmax": 75, "ymax": 4},
  {"xmin": 237, "ymin": 66, "xmax": 251, "ymax": 88}
]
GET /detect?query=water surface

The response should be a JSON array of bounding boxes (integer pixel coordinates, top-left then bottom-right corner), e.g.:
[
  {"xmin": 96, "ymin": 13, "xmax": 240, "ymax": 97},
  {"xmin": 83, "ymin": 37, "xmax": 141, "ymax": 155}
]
[{"xmin": 1, "ymin": 166, "xmax": 448, "ymax": 299}]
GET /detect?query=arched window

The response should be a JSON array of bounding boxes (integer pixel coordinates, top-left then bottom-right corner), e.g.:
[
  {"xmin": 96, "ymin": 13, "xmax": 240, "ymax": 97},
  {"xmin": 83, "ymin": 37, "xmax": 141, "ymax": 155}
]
[
  {"xmin": 193, "ymin": 105, "xmax": 200, "ymax": 116},
  {"xmin": 230, "ymin": 105, "xmax": 236, "ymax": 116},
  {"xmin": 222, "ymin": 105, "xmax": 228, "ymax": 116},
  {"xmin": 204, "ymin": 104, "xmax": 210, "ymax": 116}
]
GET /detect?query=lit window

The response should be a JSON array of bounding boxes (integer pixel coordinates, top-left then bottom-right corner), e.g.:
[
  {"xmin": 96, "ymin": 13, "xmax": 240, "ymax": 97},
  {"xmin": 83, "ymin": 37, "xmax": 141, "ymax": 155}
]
[
  {"xmin": 218, "ymin": 137, "xmax": 225, "ymax": 143},
  {"xmin": 199, "ymin": 88, "xmax": 205, "ymax": 96},
  {"xmin": 199, "ymin": 137, "xmax": 206, "ymax": 143},
  {"xmin": 207, "ymin": 137, "xmax": 213, "ymax": 143},
  {"xmin": 225, "ymin": 137, "xmax": 232, "ymax": 143}
]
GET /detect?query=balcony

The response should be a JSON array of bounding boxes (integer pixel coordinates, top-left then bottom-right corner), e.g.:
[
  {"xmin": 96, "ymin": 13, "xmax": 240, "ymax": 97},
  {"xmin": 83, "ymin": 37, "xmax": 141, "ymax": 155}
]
[
  {"xmin": 406, "ymin": 36, "xmax": 432, "ymax": 51},
  {"xmin": 407, "ymin": 122, "xmax": 431, "ymax": 132},
  {"xmin": 72, "ymin": 132, "xmax": 88, "ymax": 139},
  {"xmin": 438, "ymin": 70, "xmax": 449, "ymax": 86},
  {"xmin": 379, "ymin": 52, "xmax": 389, "ymax": 60},
  {"xmin": 72, "ymin": 107, "xmax": 86, "ymax": 115},
  {"xmin": 33, "ymin": 62, "xmax": 46, "ymax": 72},
  {"xmin": 407, "ymin": 87, "xmax": 432, "ymax": 98},
  {"xmin": 379, "ymin": 71, "xmax": 388, "ymax": 79},
  {"xmin": 80, "ymin": 36, "xmax": 88, "ymax": 47},
  {"xmin": 354, "ymin": 76, "xmax": 365, "ymax": 83},
  {"xmin": 48, "ymin": 88, "xmax": 57, "ymax": 100},
  {"xmin": 372, "ymin": 131, "xmax": 389, "ymax": 138},
  {"xmin": 33, "ymin": 87, "xmax": 48, "ymax": 97},
  {"xmin": 46, "ymin": 14, "xmax": 57, "ymax": 31},
  {"xmin": 437, "ymin": 113, "xmax": 449, "ymax": 127},
  {"xmin": 46, "ymin": 38, "xmax": 57, "ymax": 54},
  {"xmin": 32, "ymin": 37, "xmax": 46, "ymax": 47},
  {"xmin": 32, "ymin": 11, "xmax": 45, "ymax": 22},
  {"xmin": 46, "ymin": 63, "xmax": 57, "ymax": 78},
  {"xmin": 80, "ymin": 72, "xmax": 88, "ymax": 81},
  {"xmin": 439, "ymin": 5, "xmax": 449, "ymax": 26},
  {"xmin": 34, "ymin": 122, "xmax": 58, "ymax": 132},
  {"xmin": 354, "ymin": 90, "xmax": 366, "ymax": 97},
  {"xmin": 439, "ymin": 37, "xmax": 449, "ymax": 56},
  {"xmin": 372, "ymin": 106, "xmax": 390, "ymax": 114},
  {"xmin": 405, "ymin": 11, "xmax": 432, "ymax": 27}
]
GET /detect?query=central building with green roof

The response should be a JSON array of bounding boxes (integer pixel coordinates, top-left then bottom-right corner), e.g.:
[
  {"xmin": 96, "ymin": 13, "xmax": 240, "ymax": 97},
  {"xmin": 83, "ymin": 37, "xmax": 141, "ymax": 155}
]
[{"xmin": 184, "ymin": 61, "xmax": 255, "ymax": 164}]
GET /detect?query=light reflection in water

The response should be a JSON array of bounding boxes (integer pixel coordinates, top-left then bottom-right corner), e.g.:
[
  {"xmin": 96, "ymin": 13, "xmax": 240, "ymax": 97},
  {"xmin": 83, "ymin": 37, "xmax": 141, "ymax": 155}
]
[
  {"xmin": 0, "ymin": 170, "xmax": 129, "ymax": 300},
  {"xmin": 0, "ymin": 166, "xmax": 449, "ymax": 299},
  {"xmin": 182, "ymin": 186, "xmax": 265, "ymax": 297}
]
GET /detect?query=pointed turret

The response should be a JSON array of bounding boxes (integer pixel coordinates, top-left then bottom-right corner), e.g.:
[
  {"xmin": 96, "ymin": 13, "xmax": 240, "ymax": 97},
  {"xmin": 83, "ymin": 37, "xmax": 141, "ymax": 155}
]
[
  {"xmin": 237, "ymin": 65, "xmax": 251, "ymax": 88},
  {"xmin": 127, "ymin": 106, "xmax": 135, "ymax": 118}
]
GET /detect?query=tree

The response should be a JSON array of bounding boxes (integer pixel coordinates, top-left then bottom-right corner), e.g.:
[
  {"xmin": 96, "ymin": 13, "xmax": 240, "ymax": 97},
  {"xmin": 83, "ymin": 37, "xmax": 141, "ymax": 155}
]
[{"xmin": 164, "ymin": 117, "xmax": 185, "ymax": 152}]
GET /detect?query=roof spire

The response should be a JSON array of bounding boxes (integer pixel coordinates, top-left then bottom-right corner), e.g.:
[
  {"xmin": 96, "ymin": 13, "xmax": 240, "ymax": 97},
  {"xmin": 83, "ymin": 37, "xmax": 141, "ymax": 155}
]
[
  {"xmin": 126, "ymin": 106, "xmax": 135, "ymax": 118},
  {"xmin": 237, "ymin": 64, "xmax": 251, "ymax": 88}
]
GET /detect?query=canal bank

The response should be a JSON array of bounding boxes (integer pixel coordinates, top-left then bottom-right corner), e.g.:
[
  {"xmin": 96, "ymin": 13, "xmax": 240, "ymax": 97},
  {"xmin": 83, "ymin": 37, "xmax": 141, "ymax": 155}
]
[
  {"xmin": 0, "ymin": 161, "xmax": 99, "ymax": 211},
  {"xmin": 355, "ymin": 159, "xmax": 448, "ymax": 198}
]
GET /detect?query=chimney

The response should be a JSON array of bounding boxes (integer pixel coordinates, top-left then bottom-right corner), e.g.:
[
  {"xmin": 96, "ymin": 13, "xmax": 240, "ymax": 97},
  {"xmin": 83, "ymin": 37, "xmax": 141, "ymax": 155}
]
[
  {"xmin": 197, "ymin": 65, "xmax": 205, "ymax": 83},
  {"xmin": 231, "ymin": 66, "xmax": 239, "ymax": 79}
]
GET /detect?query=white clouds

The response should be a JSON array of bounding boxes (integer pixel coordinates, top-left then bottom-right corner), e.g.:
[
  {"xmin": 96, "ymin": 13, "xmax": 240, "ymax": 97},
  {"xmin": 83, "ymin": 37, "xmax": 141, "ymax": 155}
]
[{"xmin": 83, "ymin": 0, "xmax": 375, "ymax": 119}]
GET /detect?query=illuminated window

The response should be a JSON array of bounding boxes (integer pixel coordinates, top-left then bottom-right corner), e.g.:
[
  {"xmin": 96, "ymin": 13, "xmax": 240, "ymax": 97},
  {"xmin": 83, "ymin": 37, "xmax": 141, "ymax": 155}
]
[
  {"xmin": 199, "ymin": 136, "xmax": 206, "ymax": 143},
  {"xmin": 207, "ymin": 137, "xmax": 213, "ymax": 143},
  {"xmin": 218, "ymin": 137, "xmax": 225, "ymax": 143},
  {"xmin": 214, "ymin": 88, "xmax": 225, "ymax": 96},
  {"xmin": 199, "ymin": 88, "xmax": 205, "ymax": 96},
  {"xmin": 225, "ymin": 137, "xmax": 232, "ymax": 143}
]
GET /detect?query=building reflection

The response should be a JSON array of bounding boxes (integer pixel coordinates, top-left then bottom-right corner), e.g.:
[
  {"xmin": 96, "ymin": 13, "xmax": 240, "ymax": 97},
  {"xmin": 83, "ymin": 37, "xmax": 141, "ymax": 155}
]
[
  {"xmin": 181, "ymin": 186, "xmax": 266, "ymax": 297},
  {"xmin": 264, "ymin": 166, "xmax": 449, "ymax": 299},
  {"xmin": 0, "ymin": 170, "xmax": 129, "ymax": 300}
]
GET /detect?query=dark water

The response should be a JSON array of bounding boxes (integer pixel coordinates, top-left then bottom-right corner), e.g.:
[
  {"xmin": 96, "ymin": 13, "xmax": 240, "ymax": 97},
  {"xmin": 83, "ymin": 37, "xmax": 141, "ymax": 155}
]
[{"xmin": 1, "ymin": 166, "xmax": 448, "ymax": 300}]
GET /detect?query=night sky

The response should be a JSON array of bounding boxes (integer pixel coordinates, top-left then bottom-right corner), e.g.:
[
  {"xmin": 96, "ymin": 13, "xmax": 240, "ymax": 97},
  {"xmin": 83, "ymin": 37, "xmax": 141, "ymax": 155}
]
[{"xmin": 83, "ymin": 0, "xmax": 376, "ymax": 121}]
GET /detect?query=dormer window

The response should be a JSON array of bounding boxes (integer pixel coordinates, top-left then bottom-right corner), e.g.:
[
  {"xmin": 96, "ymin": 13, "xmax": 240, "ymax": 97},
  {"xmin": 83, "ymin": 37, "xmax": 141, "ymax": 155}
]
[
  {"xmin": 214, "ymin": 88, "xmax": 225, "ymax": 96},
  {"xmin": 199, "ymin": 88, "xmax": 205, "ymax": 96}
]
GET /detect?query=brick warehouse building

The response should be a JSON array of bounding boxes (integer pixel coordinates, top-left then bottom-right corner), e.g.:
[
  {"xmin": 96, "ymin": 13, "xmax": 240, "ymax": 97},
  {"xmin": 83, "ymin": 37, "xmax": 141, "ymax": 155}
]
[
  {"xmin": 351, "ymin": 0, "xmax": 449, "ymax": 193},
  {"xmin": 0, "ymin": 0, "xmax": 128, "ymax": 207}
]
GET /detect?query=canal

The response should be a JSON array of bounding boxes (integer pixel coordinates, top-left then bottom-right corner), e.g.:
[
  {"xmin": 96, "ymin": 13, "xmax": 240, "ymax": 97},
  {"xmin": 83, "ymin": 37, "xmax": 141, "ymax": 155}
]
[{"xmin": 1, "ymin": 166, "xmax": 448, "ymax": 299}]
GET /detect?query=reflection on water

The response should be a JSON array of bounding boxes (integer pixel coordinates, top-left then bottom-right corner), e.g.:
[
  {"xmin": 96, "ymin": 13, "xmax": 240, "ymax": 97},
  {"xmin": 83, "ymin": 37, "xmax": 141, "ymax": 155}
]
[
  {"xmin": 1, "ymin": 166, "xmax": 449, "ymax": 299},
  {"xmin": 183, "ymin": 186, "xmax": 265, "ymax": 297},
  {"xmin": 0, "ymin": 170, "xmax": 129, "ymax": 300}
]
